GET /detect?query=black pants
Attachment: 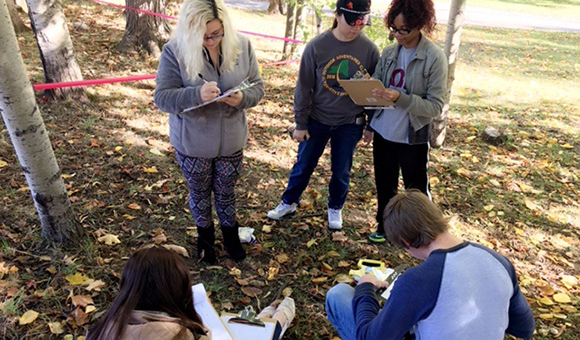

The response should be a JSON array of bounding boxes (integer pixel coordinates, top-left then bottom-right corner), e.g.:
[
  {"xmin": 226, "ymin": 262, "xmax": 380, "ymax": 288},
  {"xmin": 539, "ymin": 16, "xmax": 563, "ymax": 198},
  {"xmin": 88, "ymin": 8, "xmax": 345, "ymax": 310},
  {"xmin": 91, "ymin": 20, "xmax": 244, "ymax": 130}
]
[{"xmin": 373, "ymin": 133, "xmax": 431, "ymax": 230}]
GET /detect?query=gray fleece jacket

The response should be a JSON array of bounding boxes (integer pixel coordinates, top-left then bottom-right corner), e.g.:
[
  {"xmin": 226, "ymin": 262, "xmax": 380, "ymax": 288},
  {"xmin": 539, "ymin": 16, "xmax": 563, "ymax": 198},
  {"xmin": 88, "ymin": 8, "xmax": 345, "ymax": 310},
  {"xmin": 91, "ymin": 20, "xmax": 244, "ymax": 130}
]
[
  {"xmin": 154, "ymin": 34, "xmax": 264, "ymax": 158},
  {"xmin": 371, "ymin": 35, "xmax": 447, "ymax": 135}
]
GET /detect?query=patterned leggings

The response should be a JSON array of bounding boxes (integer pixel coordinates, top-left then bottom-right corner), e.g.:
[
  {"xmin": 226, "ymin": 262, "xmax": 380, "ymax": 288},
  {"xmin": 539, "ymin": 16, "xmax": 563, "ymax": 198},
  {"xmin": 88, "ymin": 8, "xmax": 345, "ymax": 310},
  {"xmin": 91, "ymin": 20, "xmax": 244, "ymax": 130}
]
[{"xmin": 176, "ymin": 150, "xmax": 243, "ymax": 229}]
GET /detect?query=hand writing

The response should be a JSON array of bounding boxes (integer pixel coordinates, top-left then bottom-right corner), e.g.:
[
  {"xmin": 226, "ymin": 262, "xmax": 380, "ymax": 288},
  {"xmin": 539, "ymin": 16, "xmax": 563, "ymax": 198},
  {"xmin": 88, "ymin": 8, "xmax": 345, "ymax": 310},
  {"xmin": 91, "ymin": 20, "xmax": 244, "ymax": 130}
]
[
  {"xmin": 200, "ymin": 81, "xmax": 221, "ymax": 102},
  {"xmin": 358, "ymin": 273, "xmax": 390, "ymax": 289}
]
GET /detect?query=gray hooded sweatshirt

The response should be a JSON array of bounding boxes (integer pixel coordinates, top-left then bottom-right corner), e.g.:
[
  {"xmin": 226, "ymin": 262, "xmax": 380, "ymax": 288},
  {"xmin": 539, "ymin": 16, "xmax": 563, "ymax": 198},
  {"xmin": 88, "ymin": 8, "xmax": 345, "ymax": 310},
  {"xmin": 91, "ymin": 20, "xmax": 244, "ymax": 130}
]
[{"xmin": 154, "ymin": 34, "xmax": 264, "ymax": 158}]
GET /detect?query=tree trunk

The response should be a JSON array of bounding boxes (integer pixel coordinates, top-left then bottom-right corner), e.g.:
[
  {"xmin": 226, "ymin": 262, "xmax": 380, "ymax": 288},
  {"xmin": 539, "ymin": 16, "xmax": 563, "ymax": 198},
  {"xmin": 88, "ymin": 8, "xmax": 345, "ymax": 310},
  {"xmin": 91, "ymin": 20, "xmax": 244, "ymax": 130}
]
[
  {"xmin": 0, "ymin": 0, "xmax": 84, "ymax": 244},
  {"xmin": 117, "ymin": 0, "xmax": 171, "ymax": 58},
  {"xmin": 267, "ymin": 0, "xmax": 284, "ymax": 15},
  {"xmin": 26, "ymin": 0, "xmax": 85, "ymax": 100},
  {"xmin": 290, "ymin": 0, "xmax": 305, "ymax": 55},
  {"xmin": 7, "ymin": 0, "xmax": 29, "ymax": 33},
  {"xmin": 282, "ymin": 0, "xmax": 295, "ymax": 56},
  {"xmin": 314, "ymin": 9, "xmax": 322, "ymax": 35},
  {"xmin": 430, "ymin": 0, "xmax": 466, "ymax": 148}
]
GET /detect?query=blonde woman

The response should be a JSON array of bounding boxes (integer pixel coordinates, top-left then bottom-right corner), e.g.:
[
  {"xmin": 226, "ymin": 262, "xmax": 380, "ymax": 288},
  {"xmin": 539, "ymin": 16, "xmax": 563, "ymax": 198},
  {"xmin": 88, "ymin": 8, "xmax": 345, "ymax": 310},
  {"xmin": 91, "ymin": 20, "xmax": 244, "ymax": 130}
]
[{"xmin": 154, "ymin": 0, "xmax": 264, "ymax": 263}]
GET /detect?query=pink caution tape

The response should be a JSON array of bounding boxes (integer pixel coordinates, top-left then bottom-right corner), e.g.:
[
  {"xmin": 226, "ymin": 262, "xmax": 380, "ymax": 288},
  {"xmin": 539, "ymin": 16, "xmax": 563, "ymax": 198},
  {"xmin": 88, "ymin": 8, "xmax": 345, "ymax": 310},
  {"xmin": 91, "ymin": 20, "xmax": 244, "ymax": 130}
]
[{"xmin": 33, "ymin": 74, "xmax": 156, "ymax": 91}]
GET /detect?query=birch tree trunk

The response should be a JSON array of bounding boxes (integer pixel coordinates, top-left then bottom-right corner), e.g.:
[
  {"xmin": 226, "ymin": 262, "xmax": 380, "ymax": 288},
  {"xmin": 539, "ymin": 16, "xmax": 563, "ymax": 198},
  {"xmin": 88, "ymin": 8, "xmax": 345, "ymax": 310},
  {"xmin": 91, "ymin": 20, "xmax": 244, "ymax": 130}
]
[
  {"xmin": 430, "ymin": 0, "xmax": 466, "ymax": 148},
  {"xmin": 117, "ymin": 0, "xmax": 171, "ymax": 58},
  {"xmin": 0, "ymin": 0, "xmax": 84, "ymax": 244},
  {"xmin": 290, "ymin": 0, "xmax": 305, "ymax": 55},
  {"xmin": 7, "ymin": 0, "xmax": 28, "ymax": 33},
  {"xmin": 282, "ymin": 0, "xmax": 296, "ymax": 56},
  {"xmin": 283, "ymin": 0, "xmax": 305, "ymax": 56},
  {"xmin": 26, "ymin": 0, "xmax": 84, "ymax": 100}
]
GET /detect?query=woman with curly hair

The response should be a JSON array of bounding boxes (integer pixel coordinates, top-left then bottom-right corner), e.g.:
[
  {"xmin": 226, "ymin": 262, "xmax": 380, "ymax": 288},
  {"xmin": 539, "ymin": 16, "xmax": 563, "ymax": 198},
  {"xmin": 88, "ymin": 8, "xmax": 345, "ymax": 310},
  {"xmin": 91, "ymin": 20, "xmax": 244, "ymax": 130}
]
[{"xmin": 365, "ymin": 0, "xmax": 448, "ymax": 243}]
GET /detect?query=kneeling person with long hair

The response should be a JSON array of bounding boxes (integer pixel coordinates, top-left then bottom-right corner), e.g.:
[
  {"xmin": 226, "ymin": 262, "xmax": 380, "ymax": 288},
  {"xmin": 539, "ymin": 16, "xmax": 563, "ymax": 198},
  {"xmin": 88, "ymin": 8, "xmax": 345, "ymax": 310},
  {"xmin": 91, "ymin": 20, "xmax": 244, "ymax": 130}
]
[{"xmin": 87, "ymin": 246, "xmax": 208, "ymax": 340}]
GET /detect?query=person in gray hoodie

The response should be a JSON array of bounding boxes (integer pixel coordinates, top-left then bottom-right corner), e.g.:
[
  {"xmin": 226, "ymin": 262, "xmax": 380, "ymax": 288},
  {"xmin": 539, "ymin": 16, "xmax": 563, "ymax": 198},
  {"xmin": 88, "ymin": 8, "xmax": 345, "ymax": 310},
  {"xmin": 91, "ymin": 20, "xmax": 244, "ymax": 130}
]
[
  {"xmin": 267, "ymin": 0, "xmax": 379, "ymax": 230},
  {"xmin": 154, "ymin": 0, "xmax": 264, "ymax": 263}
]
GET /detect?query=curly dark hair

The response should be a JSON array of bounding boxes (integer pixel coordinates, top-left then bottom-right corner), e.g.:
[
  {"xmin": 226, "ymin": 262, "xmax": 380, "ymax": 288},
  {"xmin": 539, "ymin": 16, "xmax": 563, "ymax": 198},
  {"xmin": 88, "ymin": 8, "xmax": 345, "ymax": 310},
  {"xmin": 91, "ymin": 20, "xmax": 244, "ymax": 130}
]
[{"xmin": 385, "ymin": 0, "xmax": 437, "ymax": 37}]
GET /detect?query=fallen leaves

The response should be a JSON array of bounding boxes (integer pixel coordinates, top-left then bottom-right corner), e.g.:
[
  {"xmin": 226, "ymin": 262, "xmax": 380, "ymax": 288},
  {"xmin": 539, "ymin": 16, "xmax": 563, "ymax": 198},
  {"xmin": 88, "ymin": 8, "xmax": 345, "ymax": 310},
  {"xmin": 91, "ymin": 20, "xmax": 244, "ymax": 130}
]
[
  {"xmin": 312, "ymin": 277, "xmax": 328, "ymax": 284},
  {"xmin": 143, "ymin": 166, "xmax": 158, "ymax": 173},
  {"xmin": 127, "ymin": 203, "xmax": 141, "ymax": 210},
  {"xmin": 306, "ymin": 239, "xmax": 317, "ymax": 248},
  {"xmin": 561, "ymin": 275, "xmax": 578, "ymax": 289},
  {"xmin": 19, "ymin": 310, "xmax": 39, "ymax": 325},
  {"xmin": 553, "ymin": 293, "xmax": 571, "ymax": 304},
  {"xmin": 163, "ymin": 244, "xmax": 189, "ymax": 257},
  {"xmin": 97, "ymin": 234, "xmax": 121, "ymax": 245},
  {"xmin": 48, "ymin": 321, "xmax": 65, "ymax": 335},
  {"xmin": 150, "ymin": 228, "xmax": 167, "ymax": 244},
  {"xmin": 241, "ymin": 287, "xmax": 263, "ymax": 297},
  {"xmin": 69, "ymin": 307, "xmax": 89, "ymax": 326},
  {"xmin": 276, "ymin": 253, "xmax": 290, "ymax": 264},
  {"xmin": 331, "ymin": 232, "xmax": 348, "ymax": 242},
  {"xmin": 66, "ymin": 273, "xmax": 90, "ymax": 286},
  {"xmin": 71, "ymin": 295, "xmax": 94, "ymax": 307}
]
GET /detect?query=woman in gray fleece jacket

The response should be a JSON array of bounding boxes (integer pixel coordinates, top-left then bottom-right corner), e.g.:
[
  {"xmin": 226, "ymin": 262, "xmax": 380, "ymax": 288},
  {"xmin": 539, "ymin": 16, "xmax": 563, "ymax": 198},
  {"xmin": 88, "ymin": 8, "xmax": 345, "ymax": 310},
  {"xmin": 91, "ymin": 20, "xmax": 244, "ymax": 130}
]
[
  {"xmin": 364, "ymin": 0, "xmax": 447, "ymax": 243},
  {"xmin": 154, "ymin": 0, "xmax": 264, "ymax": 263}
]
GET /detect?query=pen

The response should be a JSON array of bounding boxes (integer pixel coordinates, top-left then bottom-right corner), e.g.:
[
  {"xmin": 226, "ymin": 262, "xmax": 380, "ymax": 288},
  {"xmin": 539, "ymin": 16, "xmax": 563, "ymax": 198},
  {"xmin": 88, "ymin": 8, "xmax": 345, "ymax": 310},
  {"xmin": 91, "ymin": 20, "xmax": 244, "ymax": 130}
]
[{"xmin": 198, "ymin": 73, "xmax": 208, "ymax": 83}]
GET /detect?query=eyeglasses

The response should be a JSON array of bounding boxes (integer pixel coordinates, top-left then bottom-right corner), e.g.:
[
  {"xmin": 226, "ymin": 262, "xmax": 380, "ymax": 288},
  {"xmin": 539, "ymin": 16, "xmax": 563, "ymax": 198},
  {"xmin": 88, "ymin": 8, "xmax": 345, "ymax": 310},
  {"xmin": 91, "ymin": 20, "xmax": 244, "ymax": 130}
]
[
  {"xmin": 389, "ymin": 27, "xmax": 412, "ymax": 35},
  {"xmin": 203, "ymin": 33, "xmax": 224, "ymax": 41}
]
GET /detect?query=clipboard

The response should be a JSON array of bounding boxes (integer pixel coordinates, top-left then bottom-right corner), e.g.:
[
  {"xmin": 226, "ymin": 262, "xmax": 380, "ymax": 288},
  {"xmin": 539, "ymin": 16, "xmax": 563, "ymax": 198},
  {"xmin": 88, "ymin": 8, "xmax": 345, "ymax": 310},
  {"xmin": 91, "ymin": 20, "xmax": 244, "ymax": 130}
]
[
  {"xmin": 181, "ymin": 78, "xmax": 258, "ymax": 113},
  {"xmin": 192, "ymin": 284, "xmax": 278, "ymax": 340},
  {"xmin": 337, "ymin": 78, "xmax": 395, "ymax": 109},
  {"xmin": 221, "ymin": 313, "xmax": 277, "ymax": 340}
]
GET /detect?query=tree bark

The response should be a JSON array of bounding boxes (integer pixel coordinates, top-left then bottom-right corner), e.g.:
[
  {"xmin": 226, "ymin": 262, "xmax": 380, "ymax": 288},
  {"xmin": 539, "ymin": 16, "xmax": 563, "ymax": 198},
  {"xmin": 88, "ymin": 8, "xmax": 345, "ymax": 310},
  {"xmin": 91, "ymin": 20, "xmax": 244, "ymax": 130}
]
[
  {"xmin": 117, "ymin": 0, "xmax": 171, "ymax": 58},
  {"xmin": 290, "ymin": 0, "xmax": 305, "ymax": 55},
  {"xmin": 283, "ymin": 0, "xmax": 306, "ymax": 56},
  {"xmin": 0, "ymin": 0, "xmax": 84, "ymax": 244},
  {"xmin": 26, "ymin": 0, "xmax": 85, "ymax": 100},
  {"xmin": 282, "ymin": 0, "xmax": 295, "ymax": 56},
  {"xmin": 314, "ymin": 9, "xmax": 322, "ymax": 35},
  {"xmin": 267, "ymin": 0, "xmax": 284, "ymax": 15},
  {"xmin": 7, "ymin": 0, "xmax": 29, "ymax": 33},
  {"xmin": 430, "ymin": 0, "xmax": 466, "ymax": 148}
]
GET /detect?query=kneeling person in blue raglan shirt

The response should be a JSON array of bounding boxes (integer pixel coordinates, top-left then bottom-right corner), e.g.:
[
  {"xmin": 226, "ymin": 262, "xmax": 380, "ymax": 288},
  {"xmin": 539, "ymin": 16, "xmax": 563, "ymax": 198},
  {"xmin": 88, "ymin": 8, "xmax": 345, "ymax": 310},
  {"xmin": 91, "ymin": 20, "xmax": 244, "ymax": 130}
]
[{"xmin": 326, "ymin": 189, "xmax": 535, "ymax": 340}]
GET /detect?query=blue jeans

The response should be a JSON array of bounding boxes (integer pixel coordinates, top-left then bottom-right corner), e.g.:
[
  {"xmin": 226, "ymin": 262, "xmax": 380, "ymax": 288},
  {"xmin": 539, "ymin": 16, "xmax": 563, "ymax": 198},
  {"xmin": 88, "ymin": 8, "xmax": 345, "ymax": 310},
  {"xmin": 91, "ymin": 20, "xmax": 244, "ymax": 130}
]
[
  {"xmin": 326, "ymin": 283, "xmax": 357, "ymax": 340},
  {"xmin": 282, "ymin": 118, "xmax": 364, "ymax": 209}
]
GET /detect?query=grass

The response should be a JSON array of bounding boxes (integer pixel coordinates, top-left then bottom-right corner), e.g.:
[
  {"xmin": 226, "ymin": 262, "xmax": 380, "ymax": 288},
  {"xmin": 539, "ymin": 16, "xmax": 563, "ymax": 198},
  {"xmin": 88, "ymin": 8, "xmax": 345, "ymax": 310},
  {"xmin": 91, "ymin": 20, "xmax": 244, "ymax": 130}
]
[
  {"xmin": 0, "ymin": 1, "xmax": 579, "ymax": 340},
  {"xmin": 438, "ymin": 0, "xmax": 580, "ymax": 20}
]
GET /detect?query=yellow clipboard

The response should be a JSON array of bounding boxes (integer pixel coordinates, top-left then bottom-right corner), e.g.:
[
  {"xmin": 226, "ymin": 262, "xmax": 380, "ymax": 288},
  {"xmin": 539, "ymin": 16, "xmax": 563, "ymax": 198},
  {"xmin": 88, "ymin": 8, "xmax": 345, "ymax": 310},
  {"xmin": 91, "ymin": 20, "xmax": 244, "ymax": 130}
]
[{"xmin": 337, "ymin": 78, "xmax": 395, "ymax": 108}]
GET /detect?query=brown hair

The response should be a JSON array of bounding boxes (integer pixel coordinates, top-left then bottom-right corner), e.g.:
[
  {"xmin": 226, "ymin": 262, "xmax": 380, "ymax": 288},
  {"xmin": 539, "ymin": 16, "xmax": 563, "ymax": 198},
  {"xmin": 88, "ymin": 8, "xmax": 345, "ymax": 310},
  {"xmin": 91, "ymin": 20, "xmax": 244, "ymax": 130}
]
[
  {"xmin": 383, "ymin": 189, "xmax": 449, "ymax": 249},
  {"xmin": 87, "ymin": 246, "xmax": 206, "ymax": 340},
  {"xmin": 384, "ymin": 0, "xmax": 436, "ymax": 37}
]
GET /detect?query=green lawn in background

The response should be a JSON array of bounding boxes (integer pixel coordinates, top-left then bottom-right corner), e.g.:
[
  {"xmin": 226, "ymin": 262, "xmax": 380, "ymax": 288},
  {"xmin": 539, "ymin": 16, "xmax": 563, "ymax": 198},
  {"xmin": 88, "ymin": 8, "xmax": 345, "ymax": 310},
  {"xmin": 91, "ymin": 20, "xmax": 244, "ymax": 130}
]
[{"xmin": 437, "ymin": 0, "xmax": 580, "ymax": 20}]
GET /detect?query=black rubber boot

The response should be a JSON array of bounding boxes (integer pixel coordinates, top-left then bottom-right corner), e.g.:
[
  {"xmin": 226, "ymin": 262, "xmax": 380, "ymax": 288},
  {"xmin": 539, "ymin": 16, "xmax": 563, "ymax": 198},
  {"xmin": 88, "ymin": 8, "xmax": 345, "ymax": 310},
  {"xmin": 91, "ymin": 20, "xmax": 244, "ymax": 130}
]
[
  {"xmin": 197, "ymin": 224, "xmax": 216, "ymax": 264},
  {"xmin": 221, "ymin": 223, "xmax": 246, "ymax": 262}
]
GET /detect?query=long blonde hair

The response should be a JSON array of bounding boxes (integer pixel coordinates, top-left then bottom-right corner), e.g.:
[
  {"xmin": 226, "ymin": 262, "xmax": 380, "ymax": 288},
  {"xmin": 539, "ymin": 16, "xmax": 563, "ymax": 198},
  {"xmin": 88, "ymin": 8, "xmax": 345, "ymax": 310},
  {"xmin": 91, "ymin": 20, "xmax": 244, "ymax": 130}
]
[{"xmin": 174, "ymin": 0, "xmax": 241, "ymax": 82}]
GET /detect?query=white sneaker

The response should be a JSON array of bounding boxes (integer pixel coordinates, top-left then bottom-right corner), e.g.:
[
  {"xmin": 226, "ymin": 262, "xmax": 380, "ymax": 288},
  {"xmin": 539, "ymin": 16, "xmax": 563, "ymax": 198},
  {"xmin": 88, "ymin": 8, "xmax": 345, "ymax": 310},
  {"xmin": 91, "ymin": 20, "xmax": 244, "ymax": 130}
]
[
  {"xmin": 267, "ymin": 202, "xmax": 297, "ymax": 220},
  {"xmin": 328, "ymin": 208, "xmax": 343, "ymax": 230}
]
